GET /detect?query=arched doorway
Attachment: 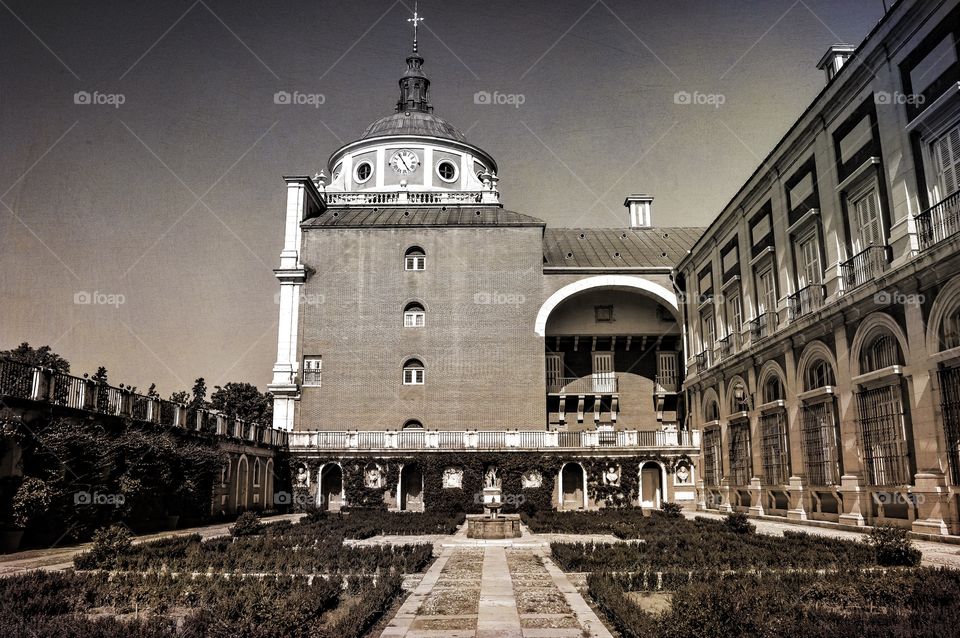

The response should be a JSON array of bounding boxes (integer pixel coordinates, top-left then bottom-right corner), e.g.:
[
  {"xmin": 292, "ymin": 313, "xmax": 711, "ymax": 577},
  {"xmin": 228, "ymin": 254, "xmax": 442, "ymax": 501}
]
[
  {"xmin": 319, "ymin": 463, "xmax": 344, "ymax": 511},
  {"xmin": 264, "ymin": 459, "xmax": 275, "ymax": 508},
  {"xmin": 235, "ymin": 455, "xmax": 249, "ymax": 513},
  {"xmin": 560, "ymin": 463, "xmax": 586, "ymax": 510},
  {"xmin": 399, "ymin": 463, "xmax": 424, "ymax": 511},
  {"xmin": 640, "ymin": 462, "xmax": 664, "ymax": 508}
]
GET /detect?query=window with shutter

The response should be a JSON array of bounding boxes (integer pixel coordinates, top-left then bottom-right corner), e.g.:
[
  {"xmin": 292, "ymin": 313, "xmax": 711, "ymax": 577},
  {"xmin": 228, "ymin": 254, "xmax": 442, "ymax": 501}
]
[
  {"xmin": 799, "ymin": 235, "xmax": 821, "ymax": 286},
  {"xmin": 934, "ymin": 124, "xmax": 960, "ymax": 201},
  {"xmin": 853, "ymin": 188, "xmax": 882, "ymax": 251}
]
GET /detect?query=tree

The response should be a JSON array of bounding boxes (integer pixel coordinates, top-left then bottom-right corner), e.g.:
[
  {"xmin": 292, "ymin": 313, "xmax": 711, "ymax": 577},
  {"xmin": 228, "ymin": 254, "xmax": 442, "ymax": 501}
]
[
  {"xmin": 147, "ymin": 384, "xmax": 160, "ymax": 399},
  {"xmin": 190, "ymin": 377, "xmax": 208, "ymax": 410},
  {"xmin": 1, "ymin": 343, "xmax": 70, "ymax": 373},
  {"xmin": 210, "ymin": 382, "xmax": 273, "ymax": 424},
  {"xmin": 90, "ymin": 366, "xmax": 108, "ymax": 383},
  {"xmin": 169, "ymin": 390, "xmax": 189, "ymax": 404}
]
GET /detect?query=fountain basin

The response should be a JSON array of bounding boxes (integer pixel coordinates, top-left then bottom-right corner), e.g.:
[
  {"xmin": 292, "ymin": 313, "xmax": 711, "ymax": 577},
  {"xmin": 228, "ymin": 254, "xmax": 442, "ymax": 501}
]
[{"xmin": 466, "ymin": 513, "xmax": 521, "ymax": 539}]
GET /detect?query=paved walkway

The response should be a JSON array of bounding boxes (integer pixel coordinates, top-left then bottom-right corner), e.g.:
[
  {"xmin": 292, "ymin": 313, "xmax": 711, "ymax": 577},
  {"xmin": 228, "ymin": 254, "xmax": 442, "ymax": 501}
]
[
  {"xmin": 687, "ymin": 511, "xmax": 960, "ymax": 569},
  {"xmin": 379, "ymin": 525, "xmax": 613, "ymax": 638},
  {"xmin": 0, "ymin": 513, "xmax": 303, "ymax": 577}
]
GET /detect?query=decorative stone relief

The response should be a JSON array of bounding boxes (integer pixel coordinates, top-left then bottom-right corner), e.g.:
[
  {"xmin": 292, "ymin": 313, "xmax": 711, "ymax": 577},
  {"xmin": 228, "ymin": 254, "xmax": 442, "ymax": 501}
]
[
  {"xmin": 364, "ymin": 464, "xmax": 383, "ymax": 488},
  {"xmin": 521, "ymin": 470, "xmax": 543, "ymax": 488},
  {"xmin": 442, "ymin": 467, "xmax": 463, "ymax": 489},
  {"xmin": 295, "ymin": 465, "xmax": 309, "ymax": 487},
  {"xmin": 603, "ymin": 465, "xmax": 621, "ymax": 486},
  {"xmin": 675, "ymin": 463, "xmax": 691, "ymax": 485}
]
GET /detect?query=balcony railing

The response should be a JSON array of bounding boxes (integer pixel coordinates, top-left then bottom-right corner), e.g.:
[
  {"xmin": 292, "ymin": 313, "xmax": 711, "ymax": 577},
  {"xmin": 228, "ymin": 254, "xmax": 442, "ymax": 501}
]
[
  {"xmin": 289, "ymin": 428, "xmax": 700, "ymax": 451},
  {"xmin": 323, "ymin": 190, "xmax": 498, "ymax": 206},
  {"xmin": 787, "ymin": 284, "xmax": 826, "ymax": 321},
  {"xmin": 717, "ymin": 332, "xmax": 740, "ymax": 359},
  {"xmin": 546, "ymin": 375, "xmax": 618, "ymax": 394},
  {"xmin": 0, "ymin": 359, "xmax": 288, "ymax": 448},
  {"xmin": 748, "ymin": 313, "xmax": 777, "ymax": 341},
  {"xmin": 654, "ymin": 374, "xmax": 678, "ymax": 394},
  {"xmin": 695, "ymin": 349, "xmax": 713, "ymax": 370},
  {"xmin": 916, "ymin": 190, "xmax": 960, "ymax": 252},
  {"xmin": 840, "ymin": 244, "xmax": 890, "ymax": 290}
]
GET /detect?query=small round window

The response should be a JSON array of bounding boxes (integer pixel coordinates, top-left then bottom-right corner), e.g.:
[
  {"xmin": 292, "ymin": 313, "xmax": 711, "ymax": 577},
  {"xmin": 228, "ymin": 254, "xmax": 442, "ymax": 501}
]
[
  {"xmin": 355, "ymin": 161, "xmax": 373, "ymax": 183},
  {"xmin": 436, "ymin": 160, "xmax": 458, "ymax": 182}
]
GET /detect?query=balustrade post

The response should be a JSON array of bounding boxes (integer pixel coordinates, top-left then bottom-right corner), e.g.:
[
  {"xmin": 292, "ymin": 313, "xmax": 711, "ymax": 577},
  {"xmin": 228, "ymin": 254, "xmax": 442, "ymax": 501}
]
[
  {"xmin": 582, "ymin": 431, "xmax": 598, "ymax": 447},
  {"xmin": 348, "ymin": 431, "xmax": 358, "ymax": 448},
  {"xmin": 427, "ymin": 431, "xmax": 439, "ymax": 449},
  {"xmin": 544, "ymin": 431, "xmax": 559, "ymax": 447},
  {"xmin": 465, "ymin": 430, "xmax": 478, "ymax": 449},
  {"xmin": 385, "ymin": 431, "xmax": 397, "ymax": 449}
]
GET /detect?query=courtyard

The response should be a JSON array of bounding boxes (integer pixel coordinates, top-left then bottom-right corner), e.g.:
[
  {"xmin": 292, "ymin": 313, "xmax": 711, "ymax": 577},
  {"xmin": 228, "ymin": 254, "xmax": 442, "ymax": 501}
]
[{"xmin": 3, "ymin": 509, "xmax": 960, "ymax": 637}]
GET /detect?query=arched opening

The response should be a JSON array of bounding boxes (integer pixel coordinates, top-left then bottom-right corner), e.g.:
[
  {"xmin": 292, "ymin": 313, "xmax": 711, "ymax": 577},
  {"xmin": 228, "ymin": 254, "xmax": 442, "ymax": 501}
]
[
  {"xmin": 403, "ymin": 419, "xmax": 424, "ymax": 429},
  {"xmin": 403, "ymin": 359, "xmax": 425, "ymax": 385},
  {"xmin": 559, "ymin": 462, "xmax": 586, "ymax": 510},
  {"xmin": 235, "ymin": 455, "xmax": 249, "ymax": 513},
  {"xmin": 319, "ymin": 463, "xmax": 344, "ymax": 511},
  {"xmin": 403, "ymin": 302, "xmax": 425, "ymax": 327},
  {"xmin": 705, "ymin": 398, "xmax": 720, "ymax": 422},
  {"xmin": 929, "ymin": 280, "xmax": 960, "ymax": 486},
  {"xmin": 404, "ymin": 246, "xmax": 426, "ymax": 271},
  {"xmin": 798, "ymin": 347, "xmax": 842, "ymax": 489},
  {"xmin": 539, "ymin": 277, "xmax": 684, "ymax": 432},
  {"xmin": 639, "ymin": 462, "xmax": 664, "ymax": 508},
  {"xmin": 264, "ymin": 459, "xmax": 275, "ymax": 508},
  {"xmin": 399, "ymin": 463, "xmax": 424, "ymax": 511}
]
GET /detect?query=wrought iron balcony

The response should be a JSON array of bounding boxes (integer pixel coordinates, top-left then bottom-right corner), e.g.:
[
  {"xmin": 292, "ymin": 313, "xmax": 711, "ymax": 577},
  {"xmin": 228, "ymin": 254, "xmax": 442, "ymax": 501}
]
[
  {"xmin": 748, "ymin": 312, "xmax": 777, "ymax": 341},
  {"xmin": 654, "ymin": 373, "xmax": 678, "ymax": 394},
  {"xmin": 546, "ymin": 375, "xmax": 618, "ymax": 394},
  {"xmin": 916, "ymin": 189, "xmax": 960, "ymax": 252},
  {"xmin": 717, "ymin": 332, "xmax": 741, "ymax": 359},
  {"xmin": 289, "ymin": 428, "xmax": 700, "ymax": 451},
  {"xmin": 695, "ymin": 349, "xmax": 713, "ymax": 370},
  {"xmin": 787, "ymin": 284, "xmax": 826, "ymax": 321},
  {"xmin": 840, "ymin": 244, "xmax": 890, "ymax": 290}
]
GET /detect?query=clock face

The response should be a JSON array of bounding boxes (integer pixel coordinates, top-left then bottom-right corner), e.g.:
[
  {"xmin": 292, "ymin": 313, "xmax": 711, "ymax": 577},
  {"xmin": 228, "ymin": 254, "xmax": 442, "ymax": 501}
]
[{"xmin": 389, "ymin": 149, "xmax": 420, "ymax": 175}]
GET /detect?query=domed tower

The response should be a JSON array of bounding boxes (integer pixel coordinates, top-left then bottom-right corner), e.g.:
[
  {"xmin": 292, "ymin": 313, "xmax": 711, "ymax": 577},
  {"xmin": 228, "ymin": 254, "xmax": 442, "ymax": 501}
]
[{"xmin": 321, "ymin": 32, "xmax": 499, "ymax": 203}]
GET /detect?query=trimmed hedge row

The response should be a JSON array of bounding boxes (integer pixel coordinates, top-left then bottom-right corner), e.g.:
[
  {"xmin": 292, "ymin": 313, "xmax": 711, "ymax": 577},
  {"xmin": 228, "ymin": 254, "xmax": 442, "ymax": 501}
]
[{"xmin": 588, "ymin": 568, "xmax": 960, "ymax": 638}]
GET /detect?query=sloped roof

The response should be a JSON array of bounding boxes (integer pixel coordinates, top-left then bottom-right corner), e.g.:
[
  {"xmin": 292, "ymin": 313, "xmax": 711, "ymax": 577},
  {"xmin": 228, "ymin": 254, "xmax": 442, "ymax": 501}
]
[
  {"xmin": 542, "ymin": 227, "xmax": 703, "ymax": 268},
  {"xmin": 302, "ymin": 206, "xmax": 545, "ymax": 228}
]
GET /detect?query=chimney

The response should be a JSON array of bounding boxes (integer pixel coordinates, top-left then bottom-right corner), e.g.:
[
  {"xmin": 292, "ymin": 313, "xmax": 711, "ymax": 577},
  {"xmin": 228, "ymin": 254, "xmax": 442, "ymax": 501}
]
[
  {"xmin": 817, "ymin": 44, "xmax": 855, "ymax": 84},
  {"xmin": 624, "ymin": 194, "xmax": 654, "ymax": 229}
]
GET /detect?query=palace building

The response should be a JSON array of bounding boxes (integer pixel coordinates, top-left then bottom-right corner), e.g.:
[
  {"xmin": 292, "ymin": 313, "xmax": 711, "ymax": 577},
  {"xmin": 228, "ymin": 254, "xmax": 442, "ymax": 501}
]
[
  {"xmin": 679, "ymin": 0, "xmax": 960, "ymax": 536},
  {"xmin": 268, "ymin": 28, "xmax": 701, "ymax": 512}
]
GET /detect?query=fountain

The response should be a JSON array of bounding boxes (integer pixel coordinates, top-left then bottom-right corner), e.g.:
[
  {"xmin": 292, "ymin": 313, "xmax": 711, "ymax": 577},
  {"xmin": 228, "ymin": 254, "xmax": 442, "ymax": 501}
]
[{"xmin": 466, "ymin": 467, "xmax": 521, "ymax": 539}]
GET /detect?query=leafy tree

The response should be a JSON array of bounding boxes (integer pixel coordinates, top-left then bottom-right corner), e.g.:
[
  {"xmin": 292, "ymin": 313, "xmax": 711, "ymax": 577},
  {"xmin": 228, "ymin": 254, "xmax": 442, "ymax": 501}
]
[
  {"xmin": 146, "ymin": 384, "xmax": 160, "ymax": 399},
  {"xmin": 90, "ymin": 366, "xmax": 108, "ymax": 382},
  {"xmin": 189, "ymin": 377, "xmax": 208, "ymax": 410},
  {"xmin": 0, "ymin": 343, "xmax": 70, "ymax": 373},
  {"xmin": 169, "ymin": 390, "xmax": 189, "ymax": 404},
  {"xmin": 211, "ymin": 382, "xmax": 273, "ymax": 424}
]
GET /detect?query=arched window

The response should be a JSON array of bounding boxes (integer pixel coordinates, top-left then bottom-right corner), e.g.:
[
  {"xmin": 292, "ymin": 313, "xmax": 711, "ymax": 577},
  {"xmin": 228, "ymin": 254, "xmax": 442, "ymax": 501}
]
[
  {"xmin": 403, "ymin": 420, "xmax": 424, "ymax": 429},
  {"xmin": 860, "ymin": 331, "xmax": 902, "ymax": 373},
  {"xmin": 404, "ymin": 247, "xmax": 425, "ymax": 271},
  {"xmin": 404, "ymin": 303, "xmax": 425, "ymax": 327},
  {"xmin": 942, "ymin": 306, "xmax": 960, "ymax": 350},
  {"xmin": 705, "ymin": 399, "xmax": 720, "ymax": 422},
  {"xmin": 762, "ymin": 374, "xmax": 784, "ymax": 403},
  {"xmin": 403, "ymin": 359, "xmax": 425, "ymax": 385},
  {"xmin": 804, "ymin": 358, "xmax": 835, "ymax": 391}
]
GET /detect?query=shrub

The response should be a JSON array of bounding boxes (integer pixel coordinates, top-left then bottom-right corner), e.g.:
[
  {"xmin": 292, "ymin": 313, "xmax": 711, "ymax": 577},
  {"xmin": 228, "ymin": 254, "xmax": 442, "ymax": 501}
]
[
  {"xmin": 867, "ymin": 524, "xmax": 921, "ymax": 566},
  {"xmin": 724, "ymin": 511, "xmax": 754, "ymax": 534},
  {"xmin": 659, "ymin": 502, "xmax": 683, "ymax": 518},
  {"xmin": 229, "ymin": 511, "xmax": 263, "ymax": 537},
  {"xmin": 78, "ymin": 524, "xmax": 133, "ymax": 569},
  {"xmin": 12, "ymin": 477, "xmax": 52, "ymax": 528}
]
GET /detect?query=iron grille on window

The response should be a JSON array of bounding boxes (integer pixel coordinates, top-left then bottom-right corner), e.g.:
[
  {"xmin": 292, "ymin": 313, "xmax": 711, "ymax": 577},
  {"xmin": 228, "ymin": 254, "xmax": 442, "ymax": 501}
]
[
  {"xmin": 800, "ymin": 401, "xmax": 839, "ymax": 486},
  {"xmin": 939, "ymin": 366, "xmax": 960, "ymax": 485},
  {"xmin": 703, "ymin": 428, "xmax": 722, "ymax": 487},
  {"xmin": 728, "ymin": 421, "xmax": 752, "ymax": 485},
  {"xmin": 856, "ymin": 384, "xmax": 910, "ymax": 486},
  {"xmin": 760, "ymin": 411, "xmax": 789, "ymax": 485}
]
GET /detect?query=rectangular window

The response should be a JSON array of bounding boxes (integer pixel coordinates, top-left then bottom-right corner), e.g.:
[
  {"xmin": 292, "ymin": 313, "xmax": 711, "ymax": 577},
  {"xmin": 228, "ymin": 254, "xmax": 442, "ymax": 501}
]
[
  {"xmin": 545, "ymin": 353, "xmax": 564, "ymax": 392},
  {"xmin": 728, "ymin": 421, "xmax": 753, "ymax": 486},
  {"xmin": 798, "ymin": 234, "xmax": 822, "ymax": 287},
  {"xmin": 852, "ymin": 186, "xmax": 883, "ymax": 252},
  {"xmin": 302, "ymin": 356, "xmax": 322, "ymax": 387},
  {"xmin": 703, "ymin": 428, "xmax": 723, "ymax": 487},
  {"xmin": 701, "ymin": 311, "xmax": 715, "ymax": 350},
  {"xmin": 656, "ymin": 351, "xmax": 678, "ymax": 392},
  {"xmin": 938, "ymin": 366, "xmax": 960, "ymax": 485},
  {"xmin": 727, "ymin": 290, "xmax": 743, "ymax": 340},
  {"xmin": 800, "ymin": 401, "xmax": 840, "ymax": 486},
  {"xmin": 405, "ymin": 255, "xmax": 426, "ymax": 270},
  {"xmin": 403, "ymin": 368, "xmax": 425, "ymax": 385},
  {"xmin": 592, "ymin": 352, "xmax": 615, "ymax": 393},
  {"xmin": 856, "ymin": 384, "xmax": 909, "ymax": 486},
  {"xmin": 756, "ymin": 267, "xmax": 776, "ymax": 317},
  {"xmin": 933, "ymin": 123, "xmax": 960, "ymax": 201},
  {"xmin": 404, "ymin": 310, "xmax": 425, "ymax": 327},
  {"xmin": 760, "ymin": 411, "xmax": 790, "ymax": 485}
]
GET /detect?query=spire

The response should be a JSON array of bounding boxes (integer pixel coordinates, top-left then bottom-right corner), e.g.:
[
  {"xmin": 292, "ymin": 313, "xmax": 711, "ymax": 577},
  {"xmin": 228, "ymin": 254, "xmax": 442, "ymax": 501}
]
[{"xmin": 397, "ymin": 2, "xmax": 432, "ymax": 113}]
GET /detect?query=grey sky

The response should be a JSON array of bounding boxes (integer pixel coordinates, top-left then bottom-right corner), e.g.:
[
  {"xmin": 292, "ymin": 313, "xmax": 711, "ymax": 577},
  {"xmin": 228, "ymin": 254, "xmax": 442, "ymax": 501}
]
[{"xmin": 0, "ymin": 0, "xmax": 885, "ymax": 395}]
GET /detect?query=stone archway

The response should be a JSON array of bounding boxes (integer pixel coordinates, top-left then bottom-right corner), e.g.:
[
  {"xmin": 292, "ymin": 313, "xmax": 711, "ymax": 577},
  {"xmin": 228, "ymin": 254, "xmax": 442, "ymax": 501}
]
[
  {"xmin": 235, "ymin": 455, "xmax": 249, "ymax": 513},
  {"xmin": 399, "ymin": 463, "xmax": 424, "ymax": 512},
  {"xmin": 640, "ymin": 462, "xmax": 664, "ymax": 508},
  {"xmin": 559, "ymin": 462, "xmax": 586, "ymax": 510},
  {"xmin": 319, "ymin": 463, "xmax": 344, "ymax": 511}
]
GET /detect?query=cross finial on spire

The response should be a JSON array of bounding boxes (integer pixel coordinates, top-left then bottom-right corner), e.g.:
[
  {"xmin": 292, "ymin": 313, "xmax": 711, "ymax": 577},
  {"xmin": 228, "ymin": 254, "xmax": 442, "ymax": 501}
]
[{"xmin": 407, "ymin": 1, "xmax": 424, "ymax": 53}]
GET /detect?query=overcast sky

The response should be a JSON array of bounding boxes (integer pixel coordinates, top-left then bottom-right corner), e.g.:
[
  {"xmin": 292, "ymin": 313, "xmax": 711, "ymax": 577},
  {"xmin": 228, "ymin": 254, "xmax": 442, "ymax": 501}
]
[{"xmin": 0, "ymin": 0, "xmax": 886, "ymax": 396}]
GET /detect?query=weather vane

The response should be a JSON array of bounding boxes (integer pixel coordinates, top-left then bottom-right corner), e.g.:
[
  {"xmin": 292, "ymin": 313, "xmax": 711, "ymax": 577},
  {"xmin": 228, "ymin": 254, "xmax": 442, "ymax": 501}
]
[{"xmin": 407, "ymin": 1, "xmax": 424, "ymax": 53}]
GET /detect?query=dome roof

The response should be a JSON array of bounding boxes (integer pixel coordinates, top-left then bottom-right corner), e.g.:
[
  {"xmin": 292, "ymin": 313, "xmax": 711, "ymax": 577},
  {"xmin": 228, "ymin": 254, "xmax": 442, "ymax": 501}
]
[{"xmin": 360, "ymin": 111, "xmax": 467, "ymax": 143}]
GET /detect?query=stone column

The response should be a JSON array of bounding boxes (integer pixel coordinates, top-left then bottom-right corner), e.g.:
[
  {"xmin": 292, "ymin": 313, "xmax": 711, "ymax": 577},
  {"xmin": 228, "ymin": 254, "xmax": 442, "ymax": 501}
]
[{"xmin": 835, "ymin": 318, "xmax": 867, "ymax": 526}]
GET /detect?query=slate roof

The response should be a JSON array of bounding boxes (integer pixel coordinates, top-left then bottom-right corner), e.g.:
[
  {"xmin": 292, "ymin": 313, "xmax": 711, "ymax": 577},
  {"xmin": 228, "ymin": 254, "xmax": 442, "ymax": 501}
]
[
  {"xmin": 542, "ymin": 227, "xmax": 703, "ymax": 269},
  {"xmin": 302, "ymin": 206, "xmax": 545, "ymax": 228},
  {"xmin": 360, "ymin": 112, "xmax": 468, "ymax": 142}
]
